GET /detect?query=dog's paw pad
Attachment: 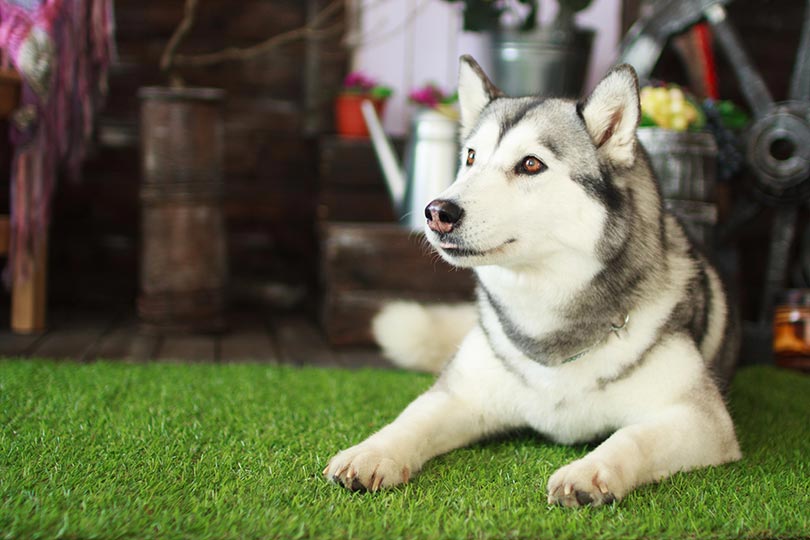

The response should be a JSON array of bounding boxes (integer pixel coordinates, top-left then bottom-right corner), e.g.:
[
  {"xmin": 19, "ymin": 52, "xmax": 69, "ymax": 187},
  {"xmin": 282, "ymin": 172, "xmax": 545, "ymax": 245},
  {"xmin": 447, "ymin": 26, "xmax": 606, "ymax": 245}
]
[
  {"xmin": 547, "ymin": 458, "xmax": 621, "ymax": 508},
  {"xmin": 323, "ymin": 446, "xmax": 409, "ymax": 492},
  {"xmin": 574, "ymin": 490, "xmax": 593, "ymax": 506}
]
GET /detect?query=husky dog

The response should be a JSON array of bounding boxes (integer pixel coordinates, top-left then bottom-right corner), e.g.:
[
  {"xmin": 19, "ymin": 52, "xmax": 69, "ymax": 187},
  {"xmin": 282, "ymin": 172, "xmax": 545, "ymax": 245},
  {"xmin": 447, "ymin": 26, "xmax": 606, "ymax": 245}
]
[{"xmin": 323, "ymin": 56, "xmax": 741, "ymax": 506}]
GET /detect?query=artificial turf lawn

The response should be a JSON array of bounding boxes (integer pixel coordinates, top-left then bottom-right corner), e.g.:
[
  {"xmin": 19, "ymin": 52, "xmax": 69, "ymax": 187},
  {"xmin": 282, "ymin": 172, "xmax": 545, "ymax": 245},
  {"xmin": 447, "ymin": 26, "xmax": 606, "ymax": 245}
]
[{"xmin": 0, "ymin": 361, "xmax": 808, "ymax": 540}]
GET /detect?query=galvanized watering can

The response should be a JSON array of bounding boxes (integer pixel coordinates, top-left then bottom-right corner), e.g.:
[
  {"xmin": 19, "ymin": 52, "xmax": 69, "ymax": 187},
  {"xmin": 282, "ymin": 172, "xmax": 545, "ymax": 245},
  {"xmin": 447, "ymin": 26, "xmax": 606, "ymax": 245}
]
[{"xmin": 361, "ymin": 100, "xmax": 459, "ymax": 230}]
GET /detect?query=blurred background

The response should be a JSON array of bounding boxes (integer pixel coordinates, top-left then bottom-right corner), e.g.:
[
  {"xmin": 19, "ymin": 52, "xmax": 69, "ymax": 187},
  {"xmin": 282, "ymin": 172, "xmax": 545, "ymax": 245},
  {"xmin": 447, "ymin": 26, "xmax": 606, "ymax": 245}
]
[{"xmin": 0, "ymin": 0, "xmax": 808, "ymax": 368}]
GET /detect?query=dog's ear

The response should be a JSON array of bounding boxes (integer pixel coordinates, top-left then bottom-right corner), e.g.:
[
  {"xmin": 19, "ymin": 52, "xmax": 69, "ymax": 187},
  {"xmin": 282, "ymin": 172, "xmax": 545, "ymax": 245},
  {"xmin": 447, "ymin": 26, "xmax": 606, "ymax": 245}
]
[
  {"xmin": 579, "ymin": 64, "xmax": 640, "ymax": 167},
  {"xmin": 458, "ymin": 55, "xmax": 503, "ymax": 138}
]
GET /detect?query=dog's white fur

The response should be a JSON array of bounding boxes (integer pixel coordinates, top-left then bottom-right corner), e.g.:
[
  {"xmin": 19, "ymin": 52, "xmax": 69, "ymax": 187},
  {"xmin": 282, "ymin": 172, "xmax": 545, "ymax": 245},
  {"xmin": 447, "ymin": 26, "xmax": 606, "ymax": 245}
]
[
  {"xmin": 372, "ymin": 302, "xmax": 477, "ymax": 373},
  {"xmin": 324, "ymin": 58, "xmax": 741, "ymax": 506}
]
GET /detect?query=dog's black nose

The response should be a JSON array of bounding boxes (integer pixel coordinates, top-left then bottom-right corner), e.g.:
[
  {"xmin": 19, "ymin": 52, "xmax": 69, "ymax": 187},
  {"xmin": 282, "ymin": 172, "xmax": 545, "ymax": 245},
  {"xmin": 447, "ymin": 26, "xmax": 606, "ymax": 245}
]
[{"xmin": 425, "ymin": 199, "xmax": 463, "ymax": 234}]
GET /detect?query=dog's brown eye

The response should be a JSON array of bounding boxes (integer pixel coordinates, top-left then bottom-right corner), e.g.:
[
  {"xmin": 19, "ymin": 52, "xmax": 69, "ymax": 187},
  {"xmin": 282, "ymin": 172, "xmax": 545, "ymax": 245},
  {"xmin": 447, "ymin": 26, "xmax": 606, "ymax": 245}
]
[
  {"xmin": 517, "ymin": 155, "xmax": 546, "ymax": 175},
  {"xmin": 466, "ymin": 149, "xmax": 475, "ymax": 166}
]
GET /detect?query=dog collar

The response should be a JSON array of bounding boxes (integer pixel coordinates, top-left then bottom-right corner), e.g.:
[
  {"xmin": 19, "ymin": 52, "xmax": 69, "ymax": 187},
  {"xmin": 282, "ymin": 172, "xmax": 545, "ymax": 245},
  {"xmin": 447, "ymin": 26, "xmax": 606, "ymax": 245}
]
[{"xmin": 561, "ymin": 313, "xmax": 630, "ymax": 364}]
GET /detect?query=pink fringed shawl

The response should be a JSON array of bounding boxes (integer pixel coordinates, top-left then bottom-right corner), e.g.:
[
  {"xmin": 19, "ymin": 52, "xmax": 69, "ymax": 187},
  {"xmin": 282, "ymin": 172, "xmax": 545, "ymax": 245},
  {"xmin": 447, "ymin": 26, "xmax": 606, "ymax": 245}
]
[{"xmin": 0, "ymin": 0, "xmax": 114, "ymax": 281}]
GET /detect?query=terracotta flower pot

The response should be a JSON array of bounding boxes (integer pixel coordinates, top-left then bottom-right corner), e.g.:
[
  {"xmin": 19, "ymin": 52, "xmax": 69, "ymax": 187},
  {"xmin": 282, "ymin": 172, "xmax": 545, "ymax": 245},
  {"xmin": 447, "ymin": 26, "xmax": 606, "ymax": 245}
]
[
  {"xmin": 334, "ymin": 93, "xmax": 386, "ymax": 138},
  {"xmin": 0, "ymin": 67, "xmax": 21, "ymax": 119}
]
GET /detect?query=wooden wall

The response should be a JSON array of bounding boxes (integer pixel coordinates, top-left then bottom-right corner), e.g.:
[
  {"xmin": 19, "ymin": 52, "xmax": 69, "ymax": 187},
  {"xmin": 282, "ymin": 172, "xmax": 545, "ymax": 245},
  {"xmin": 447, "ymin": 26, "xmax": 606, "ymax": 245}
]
[{"xmin": 48, "ymin": 0, "xmax": 346, "ymax": 310}]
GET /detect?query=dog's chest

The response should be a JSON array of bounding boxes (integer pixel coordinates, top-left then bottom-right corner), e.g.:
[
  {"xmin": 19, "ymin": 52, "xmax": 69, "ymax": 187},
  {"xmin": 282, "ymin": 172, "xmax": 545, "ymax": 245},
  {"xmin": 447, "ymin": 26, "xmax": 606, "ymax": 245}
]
[{"xmin": 507, "ymin": 354, "xmax": 634, "ymax": 443}]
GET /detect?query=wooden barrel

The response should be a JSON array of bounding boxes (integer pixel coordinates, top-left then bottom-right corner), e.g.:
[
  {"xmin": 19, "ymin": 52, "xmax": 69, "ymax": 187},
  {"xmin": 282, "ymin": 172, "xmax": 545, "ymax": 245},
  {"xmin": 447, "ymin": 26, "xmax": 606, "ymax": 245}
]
[
  {"xmin": 138, "ymin": 86, "xmax": 227, "ymax": 332},
  {"xmin": 637, "ymin": 128, "xmax": 718, "ymax": 249}
]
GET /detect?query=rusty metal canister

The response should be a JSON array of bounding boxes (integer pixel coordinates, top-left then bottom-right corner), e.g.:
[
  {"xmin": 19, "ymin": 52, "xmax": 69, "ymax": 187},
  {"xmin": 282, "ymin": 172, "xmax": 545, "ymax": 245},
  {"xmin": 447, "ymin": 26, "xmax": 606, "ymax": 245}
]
[
  {"xmin": 773, "ymin": 289, "xmax": 810, "ymax": 372},
  {"xmin": 138, "ymin": 87, "xmax": 227, "ymax": 332}
]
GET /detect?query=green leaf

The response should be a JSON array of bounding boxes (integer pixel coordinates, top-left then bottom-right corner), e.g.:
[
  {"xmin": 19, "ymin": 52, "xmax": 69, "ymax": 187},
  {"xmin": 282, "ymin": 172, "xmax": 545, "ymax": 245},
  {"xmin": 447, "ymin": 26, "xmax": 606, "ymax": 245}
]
[{"xmin": 370, "ymin": 86, "xmax": 393, "ymax": 99}]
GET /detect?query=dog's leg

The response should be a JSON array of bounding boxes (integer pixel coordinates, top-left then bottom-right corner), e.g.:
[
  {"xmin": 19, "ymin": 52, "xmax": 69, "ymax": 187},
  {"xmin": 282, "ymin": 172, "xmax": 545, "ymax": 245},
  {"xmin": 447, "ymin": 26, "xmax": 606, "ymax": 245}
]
[
  {"xmin": 546, "ymin": 387, "xmax": 740, "ymax": 507},
  {"xmin": 324, "ymin": 383, "xmax": 509, "ymax": 491},
  {"xmin": 325, "ymin": 327, "xmax": 519, "ymax": 491}
]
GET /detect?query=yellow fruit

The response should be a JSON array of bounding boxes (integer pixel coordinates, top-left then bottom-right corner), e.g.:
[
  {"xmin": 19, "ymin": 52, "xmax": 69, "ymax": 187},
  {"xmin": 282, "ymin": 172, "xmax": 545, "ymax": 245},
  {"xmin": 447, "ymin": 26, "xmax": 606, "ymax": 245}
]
[{"xmin": 671, "ymin": 115, "xmax": 688, "ymax": 131}]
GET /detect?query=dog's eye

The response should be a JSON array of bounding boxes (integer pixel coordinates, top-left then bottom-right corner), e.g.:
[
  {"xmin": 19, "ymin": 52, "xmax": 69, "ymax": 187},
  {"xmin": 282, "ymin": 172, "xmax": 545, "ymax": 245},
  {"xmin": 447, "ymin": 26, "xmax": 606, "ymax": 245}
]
[
  {"xmin": 516, "ymin": 155, "xmax": 546, "ymax": 175},
  {"xmin": 466, "ymin": 149, "xmax": 475, "ymax": 167}
]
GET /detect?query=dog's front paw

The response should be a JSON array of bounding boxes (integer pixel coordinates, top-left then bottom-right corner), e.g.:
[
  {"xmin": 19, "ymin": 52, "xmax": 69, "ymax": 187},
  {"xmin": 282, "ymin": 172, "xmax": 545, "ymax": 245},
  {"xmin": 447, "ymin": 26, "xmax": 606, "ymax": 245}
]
[
  {"xmin": 323, "ymin": 445, "xmax": 410, "ymax": 492},
  {"xmin": 547, "ymin": 458, "xmax": 625, "ymax": 507}
]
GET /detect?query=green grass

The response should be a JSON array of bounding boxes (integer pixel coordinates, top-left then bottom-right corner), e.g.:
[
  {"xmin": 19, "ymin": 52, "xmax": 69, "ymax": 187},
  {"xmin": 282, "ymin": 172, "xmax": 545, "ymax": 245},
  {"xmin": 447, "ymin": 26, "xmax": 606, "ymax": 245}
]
[{"xmin": 0, "ymin": 361, "xmax": 808, "ymax": 540}]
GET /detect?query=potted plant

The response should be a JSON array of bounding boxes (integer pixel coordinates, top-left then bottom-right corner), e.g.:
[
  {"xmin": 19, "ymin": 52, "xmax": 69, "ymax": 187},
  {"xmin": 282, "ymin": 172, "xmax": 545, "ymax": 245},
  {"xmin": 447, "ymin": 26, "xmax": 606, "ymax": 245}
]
[
  {"xmin": 408, "ymin": 83, "xmax": 458, "ymax": 120},
  {"xmin": 334, "ymin": 71, "xmax": 393, "ymax": 138},
  {"xmin": 636, "ymin": 82, "xmax": 750, "ymax": 250},
  {"xmin": 140, "ymin": 0, "xmax": 346, "ymax": 331},
  {"xmin": 444, "ymin": 0, "xmax": 594, "ymax": 98},
  {"xmin": 137, "ymin": 0, "xmax": 232, "ymax": 333},
  {"xmin": 448, "ymin": 0, "xmax": 537, "ymax": 32}
]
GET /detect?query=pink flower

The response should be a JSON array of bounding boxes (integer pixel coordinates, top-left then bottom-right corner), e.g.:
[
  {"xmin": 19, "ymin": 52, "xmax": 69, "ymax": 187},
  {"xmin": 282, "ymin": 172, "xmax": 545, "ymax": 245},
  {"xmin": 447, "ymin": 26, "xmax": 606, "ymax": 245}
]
[
  {"xmin": 408, "ymin": 84, "xmax": 455, "ymax": 108},
  {"xmin": 343, "ymin": 72, "xmax": 376, "ymax": 91}
]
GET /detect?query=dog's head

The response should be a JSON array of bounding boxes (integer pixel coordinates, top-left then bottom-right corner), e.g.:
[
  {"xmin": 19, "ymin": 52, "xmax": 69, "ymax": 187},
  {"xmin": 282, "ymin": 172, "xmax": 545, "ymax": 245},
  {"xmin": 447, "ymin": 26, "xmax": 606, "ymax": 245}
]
[{"xmin": 424, "ymin": 56, "xmax": 641, "ymax": 271}]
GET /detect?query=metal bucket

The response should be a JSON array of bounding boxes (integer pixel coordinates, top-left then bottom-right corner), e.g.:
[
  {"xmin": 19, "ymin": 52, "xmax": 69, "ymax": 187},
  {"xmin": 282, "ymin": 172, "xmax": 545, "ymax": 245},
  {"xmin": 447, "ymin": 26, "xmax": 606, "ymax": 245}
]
[
  {"xmin": 493, "ymin": 27, "xmax": 593, "ymax": 98},
  {"xmin": 637, "ymin": 128, "xmax": 718, "ymax": 248},
  {"xmin": 138, "ymin": 86, "xmax": 228, "ymax": 333}
]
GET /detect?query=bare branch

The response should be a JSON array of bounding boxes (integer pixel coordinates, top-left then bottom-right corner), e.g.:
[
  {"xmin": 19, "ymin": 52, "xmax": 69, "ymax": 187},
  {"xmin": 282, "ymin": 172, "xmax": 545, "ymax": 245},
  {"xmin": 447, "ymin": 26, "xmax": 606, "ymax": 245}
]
[
  {"xmin": 160, "ymin": 0, "xmax": 200, "ymax": 80},
  {"xmin": 169, "ymin": 0, "xmax": 345, "ymax": 69}
]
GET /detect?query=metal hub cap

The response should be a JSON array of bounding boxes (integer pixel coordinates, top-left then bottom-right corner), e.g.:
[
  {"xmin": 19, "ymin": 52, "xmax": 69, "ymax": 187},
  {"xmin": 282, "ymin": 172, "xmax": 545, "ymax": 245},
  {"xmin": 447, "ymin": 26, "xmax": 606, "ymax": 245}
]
[{"xmin": 747, "ymin": 102, "xmax": 810, "ymax": 193}]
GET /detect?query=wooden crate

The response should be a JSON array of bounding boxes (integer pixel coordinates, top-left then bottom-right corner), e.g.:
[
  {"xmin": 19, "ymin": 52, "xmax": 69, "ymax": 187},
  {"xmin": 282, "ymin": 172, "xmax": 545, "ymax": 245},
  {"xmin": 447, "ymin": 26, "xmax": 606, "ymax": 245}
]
[
  {"xmin": 320, "ymin": 222, "xmax": 475, "ymax": 346},
  {"xmin": 317, "ymin": 136, "xmax": 403, "ymax": 223}
]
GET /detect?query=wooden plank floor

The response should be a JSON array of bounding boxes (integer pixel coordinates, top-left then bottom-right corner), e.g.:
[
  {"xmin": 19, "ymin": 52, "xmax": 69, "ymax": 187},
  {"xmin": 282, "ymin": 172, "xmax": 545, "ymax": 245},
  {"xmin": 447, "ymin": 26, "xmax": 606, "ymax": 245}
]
[{"xmin": 0, "ymin": 310, "xmax": 391, "ymax": 369}]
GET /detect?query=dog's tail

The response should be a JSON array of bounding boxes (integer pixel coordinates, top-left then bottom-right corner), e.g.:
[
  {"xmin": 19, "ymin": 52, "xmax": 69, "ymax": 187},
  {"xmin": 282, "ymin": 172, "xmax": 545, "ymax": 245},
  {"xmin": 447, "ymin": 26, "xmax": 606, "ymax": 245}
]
[{"xmin": 372, "ymin": 301, "xmax": 477, "ymax": 373}]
